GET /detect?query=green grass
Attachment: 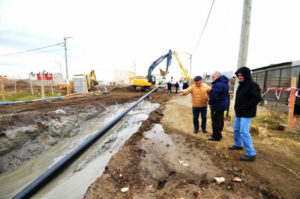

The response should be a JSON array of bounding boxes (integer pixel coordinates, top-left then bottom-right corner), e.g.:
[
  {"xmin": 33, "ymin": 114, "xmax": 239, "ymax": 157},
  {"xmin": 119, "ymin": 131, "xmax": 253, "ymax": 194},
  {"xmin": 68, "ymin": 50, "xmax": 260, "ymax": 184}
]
[
  {"xmin": 252, "ymin": 111, "xmax": 285, "ymax": 127},
  {"xmin": 1, "ymin": 91, "xmax": 63, "ymax": 102},
  {"xmin": 253, "ymin": 116, "xmax": 279, "ymax": 126}
]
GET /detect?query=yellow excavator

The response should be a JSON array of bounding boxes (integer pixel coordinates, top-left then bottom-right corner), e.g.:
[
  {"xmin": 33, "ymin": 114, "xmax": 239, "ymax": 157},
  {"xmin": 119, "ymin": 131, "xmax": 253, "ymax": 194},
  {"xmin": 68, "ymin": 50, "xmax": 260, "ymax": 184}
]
[
  {"xmin": 60, "ymin": 70, "xmax": 98, "ymax": 93},
  {"xmin": 133, "ymin": 49, "xmax": 172, "ymax": 90},
  {"xmin": 132, "ymin": 50, "xmax": 192, "ymax": 91},
  {"xmin": 74, "ymin": 70, "xmax": 98, "ymax": 91}
]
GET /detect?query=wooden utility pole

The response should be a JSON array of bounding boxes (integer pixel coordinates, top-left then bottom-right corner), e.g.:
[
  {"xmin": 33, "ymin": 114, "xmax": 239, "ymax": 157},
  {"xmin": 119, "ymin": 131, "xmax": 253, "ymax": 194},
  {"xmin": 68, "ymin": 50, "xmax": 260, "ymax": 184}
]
[
  {"xmin": 14, "ymin": 81, "xmax": 17, "ymax": 94},
  {"xmin": 288, "ymin": 77, "xmax": 297, "ymax": 129},
  {"xmin": 41, "ymin": 71, "xmax": 45, "ymax": 99},
  {"xmin": 51, "ymin": 79, "xmax": 54, "ymax": 96},
  {"xmin": 232, "ymin": 0, "xmax": 252, "ymax": 121},
  {"xmin": 29, "ymin": 74, "xmax": 34, "ymax": 95},
  {"xmin": 0, "ymin": 75, "xmax": 6, "ymax": 101}
]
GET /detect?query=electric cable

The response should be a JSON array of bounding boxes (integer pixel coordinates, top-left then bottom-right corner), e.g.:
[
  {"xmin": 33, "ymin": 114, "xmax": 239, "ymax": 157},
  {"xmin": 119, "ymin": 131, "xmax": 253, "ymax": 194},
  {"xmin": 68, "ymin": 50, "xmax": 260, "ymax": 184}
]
[
  {"xmin": 0, "ymin": 42, "xmax": 64, "ymax": 57},
  {"xmin": 192, "ymin": 0, "xmax": 216, "ymax": 55}
]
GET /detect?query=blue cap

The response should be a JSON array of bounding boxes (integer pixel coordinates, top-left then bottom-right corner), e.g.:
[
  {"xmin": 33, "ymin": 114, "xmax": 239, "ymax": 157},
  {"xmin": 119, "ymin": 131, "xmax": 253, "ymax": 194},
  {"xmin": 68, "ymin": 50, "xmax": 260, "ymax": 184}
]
[{"xmin": 194, "ymin": 76, "xmax": 202, "ymax": 81}]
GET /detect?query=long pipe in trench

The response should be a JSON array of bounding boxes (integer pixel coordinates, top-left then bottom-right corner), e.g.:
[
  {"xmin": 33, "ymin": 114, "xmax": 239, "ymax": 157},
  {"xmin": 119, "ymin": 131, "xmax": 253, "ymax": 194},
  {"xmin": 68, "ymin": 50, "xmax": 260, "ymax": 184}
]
[{"xmin": 13, "ymin": 85, "xmax": 162, "ymax": 199}]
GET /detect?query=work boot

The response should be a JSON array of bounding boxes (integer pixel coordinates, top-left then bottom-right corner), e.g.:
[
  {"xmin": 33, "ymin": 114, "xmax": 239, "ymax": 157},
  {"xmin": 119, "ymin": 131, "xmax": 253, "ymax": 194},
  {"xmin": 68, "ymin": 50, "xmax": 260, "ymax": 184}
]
[
  {"xmin": 194, "ymin": 129, "xmax": 198, "ymax": 134},
  {"xmin": 202, "ymin": 130, "xmax": 207, "ymax": 133},
  {"xmin": 240, "ymin": 155, "xmax": 256, "ymax": 161},
  {"xmin": 228, "ymin": 145, "xmax": 243, "ymax": 150},
  {"xmin": 208, "ymin": 137, "xmax": 221, "ymax": 141}
]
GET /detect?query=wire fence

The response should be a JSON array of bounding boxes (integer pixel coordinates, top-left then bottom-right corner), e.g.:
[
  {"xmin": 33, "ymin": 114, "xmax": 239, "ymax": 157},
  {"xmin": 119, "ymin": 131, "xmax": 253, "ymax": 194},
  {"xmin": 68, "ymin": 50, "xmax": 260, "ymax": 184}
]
[{"xmin": 0, "ymin": 79, "xmax": 65, "ymax": 102}]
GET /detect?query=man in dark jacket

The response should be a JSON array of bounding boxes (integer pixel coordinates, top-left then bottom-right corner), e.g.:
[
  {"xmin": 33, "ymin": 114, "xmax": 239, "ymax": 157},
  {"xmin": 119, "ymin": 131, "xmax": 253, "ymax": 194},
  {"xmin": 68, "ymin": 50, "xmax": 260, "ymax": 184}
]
[
  {"xmin": 175, "ymin": 82, "xmax": 179, "ymax": 93},
  {"xmin": 167, "ymin": 82, "xmax": 172, "ymax": 94},
  {"xmin": 208, "ymin": 71, "xmax": 229, "ymax": 141},
  {"xmin": 229, "ymin": 66, "xmax": 262, "ymax": 161},
  {"xmin": 182, "ymin": 81, "xmax": 189, "ymax": 90}
]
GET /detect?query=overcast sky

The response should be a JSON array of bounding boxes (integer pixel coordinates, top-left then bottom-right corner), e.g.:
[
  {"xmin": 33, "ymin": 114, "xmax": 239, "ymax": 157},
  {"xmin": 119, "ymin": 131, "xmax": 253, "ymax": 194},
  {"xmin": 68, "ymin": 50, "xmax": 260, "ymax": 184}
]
[{"xmin": 0, "ymin": 0, "xmax": 300, "ymax": 81}]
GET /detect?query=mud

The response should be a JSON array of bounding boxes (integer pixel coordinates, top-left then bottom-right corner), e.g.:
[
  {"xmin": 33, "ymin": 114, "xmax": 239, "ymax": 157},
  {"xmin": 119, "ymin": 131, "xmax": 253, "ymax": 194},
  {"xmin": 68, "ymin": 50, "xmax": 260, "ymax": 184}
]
[
  {"xmin": 85, "ymin": 95, "xmax": 300, "ymax": 199},
  {"xmin": 0, "ymin": 90, "xmax": 145, "ymax": 172}
]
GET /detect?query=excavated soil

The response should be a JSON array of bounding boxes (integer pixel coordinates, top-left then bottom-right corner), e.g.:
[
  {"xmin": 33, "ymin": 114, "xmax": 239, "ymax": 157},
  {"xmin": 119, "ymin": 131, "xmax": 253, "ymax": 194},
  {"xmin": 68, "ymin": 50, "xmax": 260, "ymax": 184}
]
[
  {"xmin": 84, "ymin": 94, "xmax": 300, "ymax": 199},
  {"xmin": 1, "ymin": 86, "xmax": 300, "ymax": 199}
]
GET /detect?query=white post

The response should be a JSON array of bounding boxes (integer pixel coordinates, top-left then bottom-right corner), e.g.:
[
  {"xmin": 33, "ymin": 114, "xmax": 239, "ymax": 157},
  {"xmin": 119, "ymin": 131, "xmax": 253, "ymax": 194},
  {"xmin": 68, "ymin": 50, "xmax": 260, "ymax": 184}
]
[
  {"xmin": 30, "ymin": 81, "xmax": 34, "ymax": 95},
  {"xmin": 51, "ymin": 79, "xmax": 54, "ymax": 96},
  {"xmin": 64, "ymin": 37, "xmax": 72, "ymax": 95},
  {"xmin": 232, "ymin": 0, "xmax": 252, "ymax": 121},
  {"xmin": 29, "ymin": 73, "xmax": 34, "ymax": 95}
]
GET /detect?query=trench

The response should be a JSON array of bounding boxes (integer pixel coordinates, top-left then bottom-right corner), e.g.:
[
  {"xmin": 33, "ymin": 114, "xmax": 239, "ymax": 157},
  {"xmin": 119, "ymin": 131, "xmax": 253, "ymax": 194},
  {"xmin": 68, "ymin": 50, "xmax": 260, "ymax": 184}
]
[{"xmin": 0, "ymin": 101, "xmax": 159, "ymax": 199}]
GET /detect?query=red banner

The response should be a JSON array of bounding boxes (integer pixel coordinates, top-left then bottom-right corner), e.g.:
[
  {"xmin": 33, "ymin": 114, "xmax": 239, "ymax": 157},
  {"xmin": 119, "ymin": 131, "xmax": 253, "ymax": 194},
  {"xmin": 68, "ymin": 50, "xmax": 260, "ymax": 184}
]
[{"xmin": 37, "ymin": 73, "xmax": 53, "ymax": 80}]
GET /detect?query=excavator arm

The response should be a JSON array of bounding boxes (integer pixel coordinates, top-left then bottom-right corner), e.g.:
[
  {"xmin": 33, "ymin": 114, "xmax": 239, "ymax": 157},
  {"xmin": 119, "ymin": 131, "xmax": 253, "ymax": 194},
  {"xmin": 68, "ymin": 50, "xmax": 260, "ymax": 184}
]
[
  {"xmin": 173, "ymin": 51, "xmax": 192, "ymax": 81},
  {"xmin": 87, "ymin": 70, "xmax": 98, "ymax": 90},
  {"xmin": 74, "ymin": 70, "xmax": 98, "ymax": 91},
  {"xmin": 146, "ymin": 49, "xmax": 172, "ymax": 84}
]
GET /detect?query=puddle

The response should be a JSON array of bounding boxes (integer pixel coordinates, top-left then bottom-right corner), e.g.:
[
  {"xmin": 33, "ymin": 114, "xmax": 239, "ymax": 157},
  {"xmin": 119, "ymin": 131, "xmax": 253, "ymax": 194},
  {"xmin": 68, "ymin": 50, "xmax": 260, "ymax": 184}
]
[
  {"xmin": 0, "ymin": 101, "xmax": 159, "ymax": 199},
  {"xmin": 143, "ymin": 124, "xmax": 174, "ymax": 146}
]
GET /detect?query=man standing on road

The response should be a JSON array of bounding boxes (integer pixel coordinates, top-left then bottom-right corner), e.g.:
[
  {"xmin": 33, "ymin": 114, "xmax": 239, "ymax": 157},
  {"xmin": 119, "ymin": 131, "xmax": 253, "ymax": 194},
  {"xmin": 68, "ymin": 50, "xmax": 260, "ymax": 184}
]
[
  {"xmin": 179, "ymin": 76, "xmax": 211, "ymax": 134},
  {"xmin": 175, "ymin": 81, "xmax": 179, "ymax": 93},
  {"xmin": 229, "ymin": 66, "xmax": 261, "ymax": 161},
  {"xmin": 167, "ymin": 82, "xmax": 172, "ymax": 94},
  {"xmin": 209, "ymin": 71, "xmax": 229, "ymax": 141}
]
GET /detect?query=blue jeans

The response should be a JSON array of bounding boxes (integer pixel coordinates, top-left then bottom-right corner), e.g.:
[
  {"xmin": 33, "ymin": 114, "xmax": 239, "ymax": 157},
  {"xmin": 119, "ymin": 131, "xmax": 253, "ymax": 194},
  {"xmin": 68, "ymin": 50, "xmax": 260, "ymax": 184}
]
[
  {"xmin": 192, "ymin": 106, "xmax": 207, "ymax": 132},
  {"xmin": 233, "ymin": 117, "xmax": 256, "ymax": 156}
]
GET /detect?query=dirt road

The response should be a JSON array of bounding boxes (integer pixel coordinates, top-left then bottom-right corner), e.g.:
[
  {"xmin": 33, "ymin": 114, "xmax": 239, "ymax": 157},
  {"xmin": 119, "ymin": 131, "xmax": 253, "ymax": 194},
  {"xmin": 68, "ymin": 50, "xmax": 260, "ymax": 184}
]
[{"xmin": 85, "ymin": 94, "xmax": 300, "ymax": 199}]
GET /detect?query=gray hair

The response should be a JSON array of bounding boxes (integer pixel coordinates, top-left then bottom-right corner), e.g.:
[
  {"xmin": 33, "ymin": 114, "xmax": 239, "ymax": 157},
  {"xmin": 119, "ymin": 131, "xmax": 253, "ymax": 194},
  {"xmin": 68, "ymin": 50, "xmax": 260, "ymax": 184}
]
[{"xmin": 213, "ymin": 71, "xmax": 221, "ymax": 77}]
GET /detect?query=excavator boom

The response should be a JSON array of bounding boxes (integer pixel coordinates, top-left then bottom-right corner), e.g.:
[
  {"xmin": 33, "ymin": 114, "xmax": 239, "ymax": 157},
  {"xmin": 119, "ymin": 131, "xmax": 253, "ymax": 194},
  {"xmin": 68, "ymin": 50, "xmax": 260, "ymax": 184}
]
[
  {"xmin": 133, "ymin": 49, "xmax": 172, "ymax": 89},
  {"xmin": 87, "ymin": 70, "xmax": 98, "ymax": 90},
  {"xmin": 173, "ymin": 51, "xmax": 192, "ymax": 81},
  {"xmin": 146, "ymin": 49, "xmax": 172, "ymax": 84}
]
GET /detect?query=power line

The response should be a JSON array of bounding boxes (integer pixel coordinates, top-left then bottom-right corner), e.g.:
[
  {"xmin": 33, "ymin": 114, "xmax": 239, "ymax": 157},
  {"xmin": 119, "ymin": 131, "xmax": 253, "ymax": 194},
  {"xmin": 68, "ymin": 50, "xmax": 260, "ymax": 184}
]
[
  {"xmin": 192, "ymin": 0, "xmax": 216, "ymax": 55},
  {"xmin": 0, "ymin": 42, "xmax": 64, "ymax": 57}
]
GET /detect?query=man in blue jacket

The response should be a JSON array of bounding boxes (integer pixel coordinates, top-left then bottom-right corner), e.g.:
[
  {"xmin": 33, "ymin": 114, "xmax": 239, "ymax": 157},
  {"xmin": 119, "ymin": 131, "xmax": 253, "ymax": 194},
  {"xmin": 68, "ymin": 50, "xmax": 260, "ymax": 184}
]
[
  {"xmin": 209, "ymin": 71, "xmax": 229, "ymax": 141},
  {"xmin": 229, "ymin": 66, "xmax": 261, "ymax": 161}
]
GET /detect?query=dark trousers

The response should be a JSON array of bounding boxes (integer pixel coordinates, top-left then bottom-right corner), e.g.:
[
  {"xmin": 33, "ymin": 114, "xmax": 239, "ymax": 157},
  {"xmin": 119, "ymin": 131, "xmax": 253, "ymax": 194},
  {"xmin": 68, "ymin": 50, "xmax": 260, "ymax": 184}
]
[
  {"xmin": 192, "ymin": 106, "xmax": 207, "ymax": 132},
  {"xmin": 211, "ymin": 110, "xmax": 224, "ymax": 140}
]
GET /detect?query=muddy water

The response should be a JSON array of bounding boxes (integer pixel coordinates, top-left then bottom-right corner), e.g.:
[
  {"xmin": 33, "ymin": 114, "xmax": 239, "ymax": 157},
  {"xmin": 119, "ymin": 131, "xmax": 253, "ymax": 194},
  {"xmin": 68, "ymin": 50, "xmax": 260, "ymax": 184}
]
[{"xmin": 0, "ymin": 101, "xmax": 159, "ymax": 199}]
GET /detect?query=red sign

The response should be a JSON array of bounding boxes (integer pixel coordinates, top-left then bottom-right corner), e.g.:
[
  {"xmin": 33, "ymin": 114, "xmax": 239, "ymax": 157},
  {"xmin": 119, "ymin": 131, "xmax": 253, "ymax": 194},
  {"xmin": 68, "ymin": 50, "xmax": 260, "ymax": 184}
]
[{"xmin": 37, "ymin": 73, "xmax": 53, "ymax": 80}]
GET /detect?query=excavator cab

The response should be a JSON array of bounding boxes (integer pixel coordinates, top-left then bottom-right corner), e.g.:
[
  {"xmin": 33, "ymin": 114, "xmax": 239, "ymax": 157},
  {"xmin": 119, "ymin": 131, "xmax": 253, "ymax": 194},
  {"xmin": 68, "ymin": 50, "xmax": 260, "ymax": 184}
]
[{"xmin": 87, "ymin": 70, "xmax": 98, "ymax": 91}]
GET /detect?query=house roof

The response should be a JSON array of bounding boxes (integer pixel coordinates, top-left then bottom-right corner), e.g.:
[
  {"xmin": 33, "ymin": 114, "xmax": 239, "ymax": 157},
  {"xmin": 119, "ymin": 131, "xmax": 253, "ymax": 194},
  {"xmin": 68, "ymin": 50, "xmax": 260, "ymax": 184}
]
[{"xmin": 251, "ymin": 61, "xmax": 292, "ymax": 72}]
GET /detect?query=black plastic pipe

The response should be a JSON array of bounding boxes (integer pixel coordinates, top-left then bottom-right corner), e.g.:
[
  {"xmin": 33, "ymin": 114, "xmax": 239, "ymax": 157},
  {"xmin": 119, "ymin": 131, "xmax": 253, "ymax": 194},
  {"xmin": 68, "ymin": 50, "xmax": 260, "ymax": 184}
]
[{"xmin": 13, "ymin": 85, "xmax": 162, "ymax": 199}]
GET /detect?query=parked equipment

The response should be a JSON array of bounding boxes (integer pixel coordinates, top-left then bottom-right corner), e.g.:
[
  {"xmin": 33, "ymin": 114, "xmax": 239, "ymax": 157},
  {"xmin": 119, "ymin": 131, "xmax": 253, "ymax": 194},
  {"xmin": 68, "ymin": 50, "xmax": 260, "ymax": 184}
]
[
  {"xmin": 133, "ymin": 49, "xmax": 172, "ymax": 90},
  {"xmin": 74, "ymin": 70, "xmax": 98, "ymax": 91}
]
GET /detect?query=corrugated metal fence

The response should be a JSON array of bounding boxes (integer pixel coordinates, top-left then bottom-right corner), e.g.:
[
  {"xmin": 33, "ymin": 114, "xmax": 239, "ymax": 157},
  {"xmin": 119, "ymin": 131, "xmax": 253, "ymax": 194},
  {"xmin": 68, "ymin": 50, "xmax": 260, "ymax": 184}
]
[{"xmin": 252, "ymin": 64, "xmax": 300, "ymax": 113}]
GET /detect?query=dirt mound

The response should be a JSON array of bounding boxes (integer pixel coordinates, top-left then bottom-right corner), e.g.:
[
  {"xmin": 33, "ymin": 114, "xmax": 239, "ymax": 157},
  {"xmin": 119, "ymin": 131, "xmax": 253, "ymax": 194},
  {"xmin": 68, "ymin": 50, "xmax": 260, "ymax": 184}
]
[
  {"xmin": 16, "ymin": 80, "xmax": 30, "ymax": 87},
  {"xmin": 111, "ymin": 86, "xmax": 136, "ymax": 92}
]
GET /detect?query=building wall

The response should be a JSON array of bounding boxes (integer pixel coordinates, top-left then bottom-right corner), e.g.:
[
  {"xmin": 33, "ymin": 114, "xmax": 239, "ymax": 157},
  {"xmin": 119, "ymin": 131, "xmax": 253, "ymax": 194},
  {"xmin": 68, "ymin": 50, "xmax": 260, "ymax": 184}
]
[{"xmin": 114, "ymin": 70, "xmax": 135, "ymax": 85}]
